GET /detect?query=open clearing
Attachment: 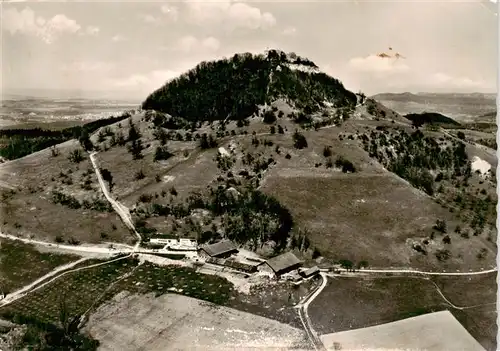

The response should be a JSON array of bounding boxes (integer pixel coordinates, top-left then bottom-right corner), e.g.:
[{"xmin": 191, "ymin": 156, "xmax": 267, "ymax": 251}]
[
  {"xmin": 0, "ymin": 238, "xmax": 79, "ymax": 294},
  {"xmin": 261, "ymin": 170, "xmax": 493, "ymax": 271},
  {"xmin": 308, "ymin": 275, "xmax": 496, "ymax": 351},
  {"xmin": 320, "ymin": 310, "xmax": 485, "ymax": 351},
  {"xmin": 84, "ymin": 292, "xmax": 309, "ymax": 351}
]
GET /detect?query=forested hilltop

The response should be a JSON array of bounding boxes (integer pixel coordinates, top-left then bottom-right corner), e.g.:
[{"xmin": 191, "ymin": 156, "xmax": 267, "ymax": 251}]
[{"xmin": 142, "ymin": 49, "xmax": 357, "ymax": 121}]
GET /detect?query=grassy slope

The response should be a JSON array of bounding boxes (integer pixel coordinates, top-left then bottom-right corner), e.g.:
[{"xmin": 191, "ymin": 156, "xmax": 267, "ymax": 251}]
[
  {"xmin": 2, "ymin": 106, "xmax": 494, "ymax": 270},
  {"xmin": 0, "ymin": 138, "xmax": 131, "ymax": 244}
]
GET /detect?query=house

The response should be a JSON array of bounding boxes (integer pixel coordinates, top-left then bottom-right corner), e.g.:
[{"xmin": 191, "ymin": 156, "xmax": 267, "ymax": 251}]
[
  {"xmin": 299, "ymin": 266, "xmax": 320, "ymax": 279},
  {"xmin": 206, "ymin": 257, "xmax": 258, "ymax": 273},
  {"xmin": 149, "ymin": 238, "xmax": 197, "ymax": 251},
  {"xmin": 198, "ymin": 240, "xmax": 238, "ymax": 259},
  {"xmin": 259, "ymin": 252, "xmax": 302, "ymax": 277}
]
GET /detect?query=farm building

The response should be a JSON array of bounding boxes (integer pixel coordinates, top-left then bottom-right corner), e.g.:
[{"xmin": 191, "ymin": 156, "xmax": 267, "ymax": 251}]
[
  {"xmin": 299, "ymin": 266, "xmax": 320, "ymax": 279},
  {"xmin": 259, "ymin": 252, "xmax": 302, "ymax": 277},
  {"xmin": 149, "ymin": 238, "xmax": 197, "ymax": 251},
  {"xmin": 206, "ymin": 257, "xmax": 259, "ymax": 273},
  {"xmin": 198, "ymin": 240, "xmax": 238, "ymax": 259}
]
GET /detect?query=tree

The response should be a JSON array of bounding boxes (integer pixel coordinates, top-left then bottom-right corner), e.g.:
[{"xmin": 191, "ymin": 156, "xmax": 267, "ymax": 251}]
[
  {"xmin": 339, "ymin": 259, "xmax": 353, "ymax": 270},
  {"xmin": 50, "ymin": 146, "xmax": 60, "ymax": 157},
  {"xmin": 278, "ymin": 125, "xmax": 284, "ymax": 134},
  {"xmin": 434, "ymin": 219, "xmax": 447, "ymax": 233},
  {"xmin": 153, "ymin": 128, "xmax": 168, "ymax": 145},
  {"xmin": 135, "ymin": 169, "xmax": 146, "ymax": 180},
  {"xmin": 263, "ymin": 110, "xmax": 277, "ymax": 124},
  {"xmin": 128, "ymin": 122, "xmax": 141, "ymax": 142},
  {"xmin": 100, "ymin": 168, "xmax": 113, "ymax": 191},
  {"xmin": 128, "ymin": 139, "xmax": 144, "ymax": 159},
  {"xmin": 270, "ymin": 126, "xmax": 276, "ymax": 134},
  {"xmin": 357, "ymin": 260, "xmax": 369, "ymax": 269},
  {"xmin": 312, "ymin": 247, "xmax": 321, "ymax": 259},
  {"xmin": 457, "ymin": 131, "xmax": 465, "ymax": 140},
  {"xmin": 357, "ymin": 91, "xmax": 366, "ymax": 104},
  {"xmin": 323, "ymin": 146, "xmax": 332, "ymax": 157},
  {"xmin": 154, "ymin": 146, "xmax": 173, "ymax": 161},
  {"xmin": 68, "ymin": 149, "xmax": 84, "ymax": 163},
  {"xmin": 293, "ymin": 130, "xmax": 308, "ymax": 149},
  {"xmin": 78, "ymin": 130, "xmax": 93, "ymax": 151}
]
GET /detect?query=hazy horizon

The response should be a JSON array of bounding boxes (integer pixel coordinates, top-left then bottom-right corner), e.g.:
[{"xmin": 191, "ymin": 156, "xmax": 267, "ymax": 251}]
[{"xmin": 2, "ymin": 0, "xmax": 498, "ymax": 100}]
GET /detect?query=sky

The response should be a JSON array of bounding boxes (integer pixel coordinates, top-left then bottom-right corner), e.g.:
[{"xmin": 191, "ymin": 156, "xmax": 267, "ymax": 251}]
[{"xmin": 1, "ymin": 0, "xmax": 498, "ymax": 101}]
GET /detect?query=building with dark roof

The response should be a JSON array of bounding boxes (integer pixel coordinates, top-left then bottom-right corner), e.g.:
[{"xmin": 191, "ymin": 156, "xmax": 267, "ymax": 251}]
[
  {"xmin": 299, "ymin": 266, "xmax": 320, "ymax": 279},
  {"xmin": 259, "ymin": 252, "xmax": 302, "ymax": 277},
  {"xmin": 198, "ymin": 240, "xmax": 238, "ymax": 259}
]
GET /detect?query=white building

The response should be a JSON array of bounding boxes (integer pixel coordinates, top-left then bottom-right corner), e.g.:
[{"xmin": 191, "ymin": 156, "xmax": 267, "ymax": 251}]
[{"xmin": 149, "ymin": 238, "xmax": 197, "ymax": 251}]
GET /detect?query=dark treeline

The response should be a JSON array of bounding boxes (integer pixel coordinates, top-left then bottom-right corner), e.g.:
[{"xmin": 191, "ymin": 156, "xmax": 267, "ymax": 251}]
[
  {"xmin": 142, "ymin": 49, "xmax": 356, "ymax": 122},
  {"xmin": 0, "ymin": 113, "xmax": 131, "ymax": 160},
  {"xmin": 404, "ymin": 112, "xmax": 461, "ymax": 128}
]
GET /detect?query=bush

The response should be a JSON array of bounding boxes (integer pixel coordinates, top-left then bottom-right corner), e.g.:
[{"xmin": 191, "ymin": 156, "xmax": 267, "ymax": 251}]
[
  {"xmin": 68, "ymin": 149, "xmax": 85, "ymax": 163},
  {"xmin": 154, "ymin": 146, "xmax": 173, "ymax": 161},
  {"xmin": 135, "ymin": 170, "xmax": 146, "ymax": 180},
  {"xmin": 199, "ymin": 133, "xmax": 217, "ymax": 149},
  {"xmin": 323, "ymin": 146, "xmax": 332, "ymax": 158},
  {"xmin": 312, "ymin": 248, "xmax": 321, "ymax": 259},
  {"xmin": 263, "ymin": 110, "xmax": 277, "ymax": 124},
  {"xmin": 278, "ymin": 125, "xmax": 284, "ymax": 134},
  {"xmin": 434, "ymin": 219, "xmax": 447, "ymax": 233},
  {"xmin": 335, "ymin": 156, "xmax": 356, "ymax": 173},
  {"xmin": 292, "ymin": 131, "xmax": 308, "ymax": 149},
  {"xmin": 270, "ymin": 126, "xmax": 276, "ymax": 134}
]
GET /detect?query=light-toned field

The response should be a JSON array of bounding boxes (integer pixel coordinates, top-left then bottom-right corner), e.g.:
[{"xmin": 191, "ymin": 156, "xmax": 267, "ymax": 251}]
[
  {"xmin": 308, "ymin": 275, "xmax": 497, "ymax": 351},
  {"xmin": 84, "ymin": 292, "xmax": 309, "ymax": 351},
  {"xmin": 320, "ymin": 310, "xmax": 486, "ymax": 351}
]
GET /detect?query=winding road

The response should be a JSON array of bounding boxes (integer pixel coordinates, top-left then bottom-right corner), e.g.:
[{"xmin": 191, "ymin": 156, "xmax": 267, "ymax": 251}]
[
  {"xmin": 296, "ymin": 273, "xmax": 328, "ymax": 351},
  {"xmin": 89, "ymin": 152, "xmax": 142, "ymax": 251}
]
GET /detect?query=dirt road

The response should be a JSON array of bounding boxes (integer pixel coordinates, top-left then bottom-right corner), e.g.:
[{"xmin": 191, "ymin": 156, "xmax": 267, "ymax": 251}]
[{"xmin": 89, "ymin": 152, "xmax": 141, "ymax": 250}]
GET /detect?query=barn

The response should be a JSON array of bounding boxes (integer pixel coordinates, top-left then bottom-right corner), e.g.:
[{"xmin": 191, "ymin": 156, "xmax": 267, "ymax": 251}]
[
  {"xmin": 259, "ymin": 252, "xmax": 302, "ymax": 278},
  {"xmin": 198, "ymin": 240, "xmax": 238, "ymax": 259}
]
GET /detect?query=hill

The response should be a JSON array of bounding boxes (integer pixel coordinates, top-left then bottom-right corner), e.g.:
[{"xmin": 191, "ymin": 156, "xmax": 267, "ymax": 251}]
[
  {"xmin": 404, "ymin": 112, "xmax": 461, "ymax": 128},
  {"xmin": 0, "ymin": 50, "xmax": 496, "ymax": 271},
  {"xmin": 0, "ymin": 50, "xmax": 497, "ymax": 351},
  {"xmin": 142, "ymin": 49, "xmax": 357, "ymax": 122},
  {"xmin": 372, "ymin": 92, "xmax": 496, "ymax": 123}
]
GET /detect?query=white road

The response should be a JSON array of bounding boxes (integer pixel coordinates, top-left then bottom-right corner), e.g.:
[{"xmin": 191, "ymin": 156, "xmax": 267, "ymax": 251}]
[
  {"xmin": 296, "ymin": 272, "xmax": 328, "ymax": 351},
  {"xmin": 355, "ymin": 267, "xmax": 497, "ymax": 276},
  {"xmin": 89, "ymin": 152, "xmax": 142, "ymax": 251}
]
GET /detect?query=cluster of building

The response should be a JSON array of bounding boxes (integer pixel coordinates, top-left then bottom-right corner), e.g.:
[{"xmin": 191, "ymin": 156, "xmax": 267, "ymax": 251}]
[
  {"xmin": 146, "ymin": 235, "xmax": 320, "ymax": 280},
  {"xmin": 197, "ymin": 240, "xmax": 320, "ymax": 280}
]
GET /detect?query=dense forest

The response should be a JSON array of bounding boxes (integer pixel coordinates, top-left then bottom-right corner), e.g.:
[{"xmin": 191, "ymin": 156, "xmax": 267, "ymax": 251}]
[
  {"xmin": 142, "ymin": 49, "xmax": 357, "ymax": 121},
  {"xmin": 404, "ymin": 112, "xmax": 461, "ymax": 128},
  {"xmin": 0, "ymin": 113, "xmax": 131, "ymax": 160}
]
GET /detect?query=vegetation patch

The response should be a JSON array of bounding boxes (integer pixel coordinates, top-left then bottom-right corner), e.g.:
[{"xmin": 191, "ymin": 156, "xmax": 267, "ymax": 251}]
[{"xmin": 0, "ymin": 239, "xmax": 79, "ymax": 295}]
